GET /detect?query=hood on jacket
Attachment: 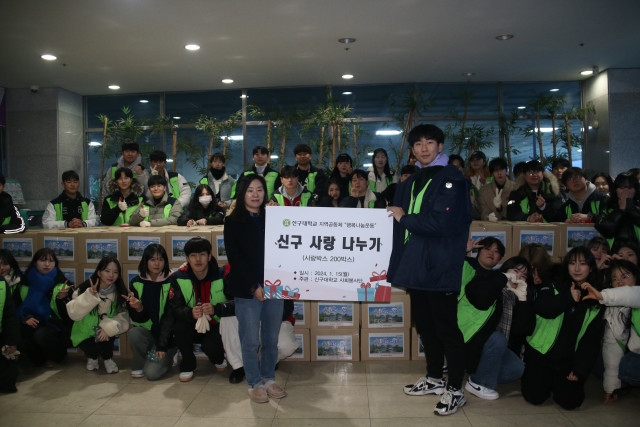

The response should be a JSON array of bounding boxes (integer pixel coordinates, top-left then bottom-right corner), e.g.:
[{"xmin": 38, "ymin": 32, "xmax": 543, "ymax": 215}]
[
  {"xmin": 107, "ymin": 177, "xmax": 145, "ymax": 197},
  {"xmin": 515, "ymin": 170, "xmax": 560, "ymax": 196}
]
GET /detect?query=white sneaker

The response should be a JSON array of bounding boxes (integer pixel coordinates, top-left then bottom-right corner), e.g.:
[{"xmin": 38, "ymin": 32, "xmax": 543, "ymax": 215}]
[
  {"xmin": 214, "ymin": 359, "xmax": 228, "ymax": 370},
  {"xmin": 179, "ymin": 371, "xmax": 194, "ymax": 382},
  {"xmin": 465, "ymin": 378, "xmax": 499, "ymax": 400},
  {"xmin": 104, "ymin": 359, "xmax": 119, "ymax": 374},
  {"xmin": 86, "ymin": 358, "xmax": 99, "ymax": 371},
  {"xmin": 173, "ymin": 351, "xmax": 180, "ymax": 367},
  {"xmin": 404, "ymin": 376, "xmax": 446, "ymax": 396},
  {"xmin": 434, "ymin": 386, "xmax": 466, "ymax": 416},
  {"xmin": 130, "ymin": 369, "xmax": 144, "ymax": 378}
]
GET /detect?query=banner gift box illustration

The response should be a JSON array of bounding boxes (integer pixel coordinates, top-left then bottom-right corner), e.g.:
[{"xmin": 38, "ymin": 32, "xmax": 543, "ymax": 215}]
[
  {"xmin": 358, "ymin": 283, "xmax": 375, "ymax": 301},
  {"xmin": 265, "ymin": 280, "xmax": 300, "ymax": 299},
  {"xmin": 358, "ymin": 281, "xmax": 391, "ymax": 302}
]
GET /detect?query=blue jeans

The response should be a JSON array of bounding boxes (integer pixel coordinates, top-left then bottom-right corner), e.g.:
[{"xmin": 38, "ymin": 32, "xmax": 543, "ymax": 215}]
[
  {"xmin": 470, "ymin": 331, "xmax": 524, "ymax": 390},
  {"xmin": 235, "ymin": 296, "xmax": 284, "ymax": 388},
  {"xmin": 128, "ymin": 326, "xmax": 178, "ymax": 381},
  {"xmin": 619, "ymin": 351, "xmax": 640, "ymax": 387}
]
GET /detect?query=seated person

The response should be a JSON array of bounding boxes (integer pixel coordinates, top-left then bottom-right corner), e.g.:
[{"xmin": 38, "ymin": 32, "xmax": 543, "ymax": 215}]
[
  {"xmin": 0, "ymin": 173, "xmax": 25, "ymax": 234},
  {"xmin": 293, "ymin": 144, "xmax": 328, "ymax": 202},
  {"xmin": 178, "ymin": 184, "xmax": 225, "ymax": 226},
  {"xmin": 147, "ymin": 150, "xmax": 191, "ymax": 209},
  {"xmin": 561, "ymin": 167, "xmax": 606, "ymax": 223},
  {"xmin": 232, "ymin": 146, "xmax": 281, "ymax": 199},
  {"xmin": 478, "ymin": 158, "xmax": 517, "ymax": 222},
  {"xmin": 129, "ymin": 175, "xmax": 182, "ymax": 227},
  {"xmin": 506, "ymin": 160, "xmax": 564, "ymax": 223},
  {"xmin": 269, "ymin": 165, "xmax": 313, "ymax": 206},
  {"xmin": 100, "ymin": 167, "xmax": 145, "ymax": 226},
  {"xmin": 0, "ymin": 269, "xmax": 20, "ymax": 393},
  {"xmin": 318, "ymin": 178, "xmax": 342, "ymax": 207},
  {"xmin": 329, "ymin": 153, "xmax": 353, "ymax": 204},
  {"xmin": 162, "ymin": 237, "xmax": 232, "ymax": 382},
  {"xmin": 102, "ymin": 140, "xmax": 148, "ymax": 195},
  {"xmin": 199, "ymin": 152, "xmax": 235, "ymax": 210},
  {"xmin": 339, "ymin": 169, "xmax": 386, "ymax": 208},
  {"xmin": 42, "ymin": 170, "xmax": 98, "ymax": 229}
]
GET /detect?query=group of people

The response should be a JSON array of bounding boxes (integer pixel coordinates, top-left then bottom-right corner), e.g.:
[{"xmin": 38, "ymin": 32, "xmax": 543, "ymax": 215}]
[{"xmin": 2, "ymin": 124, "xmax": 639, "ymax": 415}]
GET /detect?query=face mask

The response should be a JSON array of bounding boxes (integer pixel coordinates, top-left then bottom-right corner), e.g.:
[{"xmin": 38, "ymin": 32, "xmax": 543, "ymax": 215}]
[{"xmin": 199, "ymin": 195, "xmax": 213, "ymax": 207}]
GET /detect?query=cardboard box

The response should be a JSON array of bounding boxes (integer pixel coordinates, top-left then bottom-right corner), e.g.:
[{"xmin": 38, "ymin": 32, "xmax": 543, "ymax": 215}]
[
  {"xmin": 469, "ymin": 221, "xmax": 514, "ymax": 260},
  {"xmin": 211, "ymin": 227, "xmax": 226, "ymax": 264},
  {"xmin": 164, "ymin": 229, "xmax": 213, "ymax": 263},
  {"xmin": 283, "ymin": 328, "xmax": 310, "ymax": 362},
  {"xmin": 311, "ymin": 328, "xmax": 359, "ymax": 361},
  {"xmin": 361, "ymin": 298, "xmax": 410, "ymax": 329},
  {"xmin": 292, "ymin": 301, "xmax": 311, "ymax": 329},
  {"xmin": 78, "ymin": 231, "xmax": 122, "ymax": 264},
  {"xmin": 121, "ymin": 229, "xmax": 166, "ymax": 263},
  {"xmin": 411, "ymin": 327, "xmax": 425, "ymax": 360},
  {"xmin": 561, "ymin": 223, "xmax": 601, "ymax": 255},
  {"xmin": 511, "ymin": 222, "xmax": 562, "ymax": 260},
  {"xmin": 361, "ymin": 328, "xmax": 410, "ymax": 361},
  {"xmin": 39, "ymin": 230, "xmax": 78, "ymax": 266},
  {"xmin": 311, "ymin": 301, "xmax": 359, "ymax": 328},
  {"xmin": 59, "ymin": 266, "xmax": 78, "ymax": 285},
  {"xmin": 1, "ymin": 233, "xmax": 38, "ymax": 263},
  {"xmin": 121, "ymin": 263, "xmax": 140, "ymax": 287}
]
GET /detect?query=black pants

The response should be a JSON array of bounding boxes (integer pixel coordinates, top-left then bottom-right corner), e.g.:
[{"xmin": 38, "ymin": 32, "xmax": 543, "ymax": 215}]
[
  {"xmin": 0, "ymin": 352, "xmax": 18, "ymax": 393},
  {"xmin": 409, "ymin": 289, "xmax": 465, "ymax": 389},
  {"xmin": 78, "ymin": 336, "xmax": 116, "ymax": 360},
  {"xmin": 173, "ymin": 320, "xmax": 224, "ymax": 372},
  {"xmin": 521, "ymin": 357, "xmax": 585, "ymax": 410},
  {"xmin": 19, "ymin": 323, "xmax": 68, "ymax": 365}
]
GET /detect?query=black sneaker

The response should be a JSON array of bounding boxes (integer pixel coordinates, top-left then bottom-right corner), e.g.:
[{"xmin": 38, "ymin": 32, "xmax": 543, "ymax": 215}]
[
  {"xmin": 403, "ymin": 376, "xmax": 446, "ymax": 396},
  {"xmin": 434, "ymin": 386, "xmax": 466, "ymax": 416},
  {"xmin": 229, "ymin": 367, "xmax": 245, "ymax": 384}
]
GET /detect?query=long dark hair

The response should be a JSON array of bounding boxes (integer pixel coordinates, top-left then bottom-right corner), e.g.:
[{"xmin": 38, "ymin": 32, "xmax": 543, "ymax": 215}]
[
  {"xmin": 0, "ymin": 249, "xmax": 23, "ymax": 282},
  {"xmin": 28, "ymin": 248, "xmax": 59, "ymax": 271},
  {"xmin": 227, "ymin": 174, "xmax": 267, "ymax": 222},
  {"xmin": 371, "ymin": 148, "xmax": 392, "ymax": 180},
  {"xmin": 607, "ymin": 172, "xmax": 640, "ymax": 209},
  {"xmin": 138, "ymin": 244, "xmax": 170, "ymax": 278},
  {"xmin": 80, "ymin": 256, "xmax": 127, "ymax": 306},
  {"xmin": 190, "ymin": 184, "xmax": 217, "ymax": 208},
  {"xmin": 561, "ymin": 246, "xmax": 600, "ymax": 290}
]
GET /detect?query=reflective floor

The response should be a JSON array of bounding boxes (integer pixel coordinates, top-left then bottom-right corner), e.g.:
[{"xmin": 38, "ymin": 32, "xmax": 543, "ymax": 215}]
[{"xmin": 1, "ymin": 357, "xmax": 638, "ymax": 426}]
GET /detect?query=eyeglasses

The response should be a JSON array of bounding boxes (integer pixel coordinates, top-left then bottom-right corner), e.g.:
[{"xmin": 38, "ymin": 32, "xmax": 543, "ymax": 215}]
[
  {"xmin": 149, "ymin": 184, "xmax": 165, "ymax": 189},
  {"xmin": 611, "ymin": 273, "xmax": 632, "ymax": 284},
  {"xmin": 526, "ymin": 170, "xmax": 541, "ymax": 175}
]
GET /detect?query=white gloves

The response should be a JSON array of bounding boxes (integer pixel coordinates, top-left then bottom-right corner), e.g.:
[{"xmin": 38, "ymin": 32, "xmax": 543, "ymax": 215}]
[
  {"xmin": 504, "ymin": 272, "xmax": 528, "ymax": 301},
  {"xmin": 488, "ymin": 212, "xmax": 498, "ymax": 222},
  {"xmin": 195, "ymin": 314, "xmax": 211, "ymax": 333},
  {"xmin": 2, "ymin": 345, "xmax": 20, "ymax": 360},
  {"xmin": 139, "ymin": 221, "xmax": 151, "ymax": 228},
  {"xmin": 150, "ymin": 166, "xmax": 159, "ymax": 176},
  {"xmin": 138, "ymin": 205, "xmax": 149, "ymax": 218},
  {"xmin": 493, "ymin": 188, "xmax": 503, "ymax": 209},
  {"xmin": 118, "ymin": 200, "xmax": 128, "ymax": 211}
]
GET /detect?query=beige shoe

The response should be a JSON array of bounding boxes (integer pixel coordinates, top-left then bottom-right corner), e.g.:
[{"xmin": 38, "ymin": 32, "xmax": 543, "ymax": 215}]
[
  {"xmin": 248, "ymin": 385, "xmax": 269, "ymax": 403},
  {"xmin": 266, "ymin": 382, "xmax": 287, "ymax": 399}
]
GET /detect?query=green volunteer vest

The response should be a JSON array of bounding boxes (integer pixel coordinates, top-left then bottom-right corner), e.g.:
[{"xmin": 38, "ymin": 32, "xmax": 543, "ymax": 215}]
[
  {"xmin": 519, "ymin": 198, "xmax": 549, "ymax": 223},
  {"xmin": 305, "ymin": 171, "xmax": 318, "ymax": 193},
  {"xmin": 632, "ymin": 308, "xmax": 640, "ymax": 337},
  {"xmin": 457, "ymin": 262, "xmax": 495, "ymax": 343},
  {"xmin": 142, "ymin": 202, "xmax": 173, "ymax": 221},
  {"xmin": 273, "ymin": 192, "xmax": 312, "ymax": 207},
  {"xmin": 175, "ymin": 277, "xmax": 226, "ymax": 322},
  {"xmin": 199, "ymin": 177, "xmax": 209, "ymax": 185},
  {"xmin": 404, "ymin": 178, "xmax": 432, "ymax": 243},
  {"xmin": 130, "ymin": 280, "xmax": 171, "ymax": 330},
  {"xmin": 70, "ymin": 294, "xmax": 119, "ymax": 346},
  {"xmin": 1, "ymin": 217, "xmax": 10, "ymax": 226},
  {"xmin": 107, "ymin": 197, "xmax": 144, "ymax": 226},
  {"xmin": 368, "ymin": 175, "xmax": 393, "ymax": 192},
  {"xmin": 231, "ymin": 170, "xmax": 279, "ymax": 199},
  {"xmin": 49, "ymin": 282, "xmax": 69, "ymax": 320},
  {"xmin": 54, "ymin": 201, "xmax": 89, "ymax": 221},
  {"xmin": 564, "ymin": 200, "xmax": 600, "ymax": 220},
  {"xmin": 0, "ymin": 281, "xmax": 6, "ymax": 333},
  {"xmin": 167, "ymin": 173, "xmax": 180, "ymax": 201}
]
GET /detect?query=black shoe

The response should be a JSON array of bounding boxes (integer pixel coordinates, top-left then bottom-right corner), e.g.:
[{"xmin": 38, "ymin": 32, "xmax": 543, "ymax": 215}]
[{"xmin": 229, "ymin": 367, "xmax": 245, "ymax": 384}]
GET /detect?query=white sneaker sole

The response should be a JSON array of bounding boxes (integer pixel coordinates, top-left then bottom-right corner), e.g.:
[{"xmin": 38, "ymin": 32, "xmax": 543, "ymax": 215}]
[{"xmin": 465, "ymin": 382, "xmax": 499, "ymax": 400}]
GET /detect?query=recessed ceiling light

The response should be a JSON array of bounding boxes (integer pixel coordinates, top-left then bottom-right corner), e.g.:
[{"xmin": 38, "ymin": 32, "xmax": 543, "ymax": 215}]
[
  {"xmin": 222, "ymin": 78, "xmax": 234, "ymax": 84},
  {"xmin": 581, "ymin": 70, "xmax": 594, "ymax": 76},
  {"xmin": 338, "ymin": 38, "xmax": 356, "ymax": 44},
  {"xmin": 549, "ymin": 88, "xmax": 559, "ymax": 92},
  {"xmin": 517, "ymin": 106, "xmax": 526, "ymax": 109},
  {"xmin": 88, "ymin": 141, "xmax": 102, "ymax": 147},
  {"xmin": 41, "ymin": 54, "xmax": 57, "ymax": 61},
  {"xmin": 108, "ymin": 85, "xmax": 120, "ymax": 90},
  {"xmin": 495, "ymin": 34, "xmax": 514, "ymax": 41},
  {"xmin": 240, "ymin": 94, "xmax": 248, "ymax": 98},
  {"xmin": 462, "ymin": 72, "xmax": 475, "ymax": 77},
  {"xmin": 172, "ymin": 116, "xmax": 181, "ymax": 120},
  {"xmin": 342, "ymin": 91, "xmax": 353, "ymax": 95},
  {"xmin": 185, "ymin": 44, "xmax": 200, "ymax": 51},
  {"xmin": 139, "ymin": 99, "xmax": 149, "ymax": 103},
  {"xmin": 376, "ymin": 130, "xmax": 402, "ymax": 136},
  {"xmin": 342, "ymin": 74, "xmax": 354, "ymax": 80},
  {"xmin": 230, "ymin": 135, "xmax": 243, "ymax": 141},
  {"xmin": 167, "ymin": 158, "xmax": 174, "ymax": 163}
]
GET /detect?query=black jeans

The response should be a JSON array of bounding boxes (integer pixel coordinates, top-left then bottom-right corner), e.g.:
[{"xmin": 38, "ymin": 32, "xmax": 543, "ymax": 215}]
[
  {"xmin": 78, "ymin": 336, "xmax": 116, "ymax": 360},
  {"xmin": 19, "ymin": 323, "xmax": 68, "ymax": 365},
  {"xmin": 409, "ymin": 289, "xmax": 465, "ymax": 389},
  {"xmin": 521, "ymin": 357, "xmax": 586, "ymax": 410},
  {"xmin": 172, "ymin": 320, "xmax": 224, "ymax": 372}
]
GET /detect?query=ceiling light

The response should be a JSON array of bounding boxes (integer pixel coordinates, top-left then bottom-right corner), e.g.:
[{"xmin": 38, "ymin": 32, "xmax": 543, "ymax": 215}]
[
  {"xmin": 139, "ymin": 99, "xmax": 149, "ymax": 103},
  {"xmin": 362, "ymin": 163, "xmax": 373, "ymax": 168},
  {"xmin": 462, "ymin": 72, "xmax": 475, "ymax": 77},
  {"xmin": 342, "ymin": 74, "xmax": 354, "ymax": 80},
  {"xmin": 222, "ymin": 78, "xmax": 234, "ymax": 84},
  {"xmin": 549, "ymin": 88, "xmax": 559, "ymax": 92},
  {"xmin": 517, "ymin": 106, "xmax": 526, "ymax": 109},
  {"xmin": 185, "ymin": 44, "xmax": 200, "ymax": 51},
  {"xmin": 495, "ymin": 34, "xmax": 514, "ymax": 41},
  {"xmin": 172, "ymin": 116, "xmax": 181, "ymax": 120},
  {"xmin": 270, "ymin": 154, "xmax": 278, "ymax": 159},
  {"xmin": 240, "ymin": 94, "xmax": 248, "ymax": 98},
  {"xmin": 88, "ymin": 141, "xmax": 102, "ymax": 147},
  {"xmin": 581, "ymin": 69, "xmax": 593, "ymax": 76},
  {"xmin": 338, "ymin": 38, "xmax": 356, "ymax": 44},
  {"xmin": 229, "ymin": 135, "xmax": 243, "ymax": 141},
  {"xmin": 342, "ymin": 91, "xmax": 352, "ymax": 95},
  {"xmin": 167, "ymin": 158, "xmax": 173, "ymax": 163},
  {"xmin": 376, "ymin": 130, "xmax": 402, "ymax": 136},
  {"xmin": 108, "ymin": 85, "xmax": 120, "ymax": 90},
  {"xmin": 41, "ymin": 54, "xmax": 57, "ymax": 61}
]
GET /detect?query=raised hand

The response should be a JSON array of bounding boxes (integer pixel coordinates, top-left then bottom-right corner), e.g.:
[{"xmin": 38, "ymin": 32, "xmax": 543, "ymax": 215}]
[
  {"xmin": 580, "ymin": 282, "xmax": 603, "ymax": 301},
  {"xmin": 138, "ymin": 202, "xmax": 149, "ymax": 218},
  {"xmin": 88, "ymin": 277, "xmax": 99, "ymax": 296}
]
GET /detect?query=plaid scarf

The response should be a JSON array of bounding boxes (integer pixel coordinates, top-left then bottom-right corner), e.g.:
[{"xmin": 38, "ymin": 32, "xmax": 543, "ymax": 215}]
[{"xmin": 497, "ymin": 287, "xmax": 517, "ymax": 339}]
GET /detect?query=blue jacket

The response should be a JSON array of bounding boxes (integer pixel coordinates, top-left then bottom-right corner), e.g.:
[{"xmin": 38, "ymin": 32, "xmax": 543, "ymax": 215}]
[{"xmin": 387, "ymin": 164, "xmax": 472, "ymax": 293}]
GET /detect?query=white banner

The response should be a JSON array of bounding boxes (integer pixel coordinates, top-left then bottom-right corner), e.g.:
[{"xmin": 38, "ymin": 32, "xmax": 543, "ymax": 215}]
[{"xmin": 264, "ymin": 206, "xmax": 394, "ymax": 302}]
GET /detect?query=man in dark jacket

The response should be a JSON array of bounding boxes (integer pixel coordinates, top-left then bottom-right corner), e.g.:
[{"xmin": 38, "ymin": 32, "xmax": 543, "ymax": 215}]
[
  {"xmin": 387, "ymin": 124, "xmax": 472, "ymax": 416},
  {"xmin": 0, "ymin": 173, "xmax": 25, "ymax": 234}
]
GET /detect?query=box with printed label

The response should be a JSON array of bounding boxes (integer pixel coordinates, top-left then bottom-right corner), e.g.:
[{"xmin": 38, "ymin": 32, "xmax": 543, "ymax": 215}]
[
  {"xmin": 77, "ymin": 231, "xmax": 122, "ymax": 264},
  {"xmin": 40, "ymin": 230, "xmax": 78, "ymax": 265},
  {"xmin": 361, "ymin": 328, "xmax": 410, "ymax": 361},
  {"xmin": 292, "ymin": 301, "xmax": 311, "ymax": 329},
  {"xmin": 469, "ymin": 221, "xmax": 513, "ymax": 260},
  {"xmin": 411, "ymin": 327, "xmax": 425, "ymax": 360},
  {"xmin": 361, "ymin": 291, "xmax": 410, "ymax": 328},
  {"xmin": 121, "ymin": 228, "xmax": 166, "ymax": 263},
  {"xmin": 2, "ymin": 232, "xmax": 39, "ymax": 262},
  {"xmin": 164, "ymin": 229, "xmax": 213, "ymax": 263},
  {"xmin": 311, "ymin": 301, "xmax": 359, "ymax": 328},
  {"xmin": 511, "ymin": 222, "xmax": 562, "ymax": 260},
  {"xmin": 311, "ymin": 328, "xmax": 359, "ymax": 361},
  {"xmin": 283, "ymin": 328, "xmax": 310, "ymax": 362}
]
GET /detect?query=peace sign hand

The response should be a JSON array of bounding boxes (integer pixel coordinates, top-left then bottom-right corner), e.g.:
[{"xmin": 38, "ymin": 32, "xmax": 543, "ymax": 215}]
[
  {"xmin": 122, "ymin": 292, "xmax": 143, "ymax": 312},
  {"xmin": 88, "ymin": 277, "xmax": 99, "ymax": 296}
]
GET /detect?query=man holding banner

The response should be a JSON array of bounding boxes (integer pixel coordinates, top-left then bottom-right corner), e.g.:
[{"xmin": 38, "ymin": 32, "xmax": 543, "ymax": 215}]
[{"xmin": 387, "ymin": 124, "xmax": 472, "ymax": 416}]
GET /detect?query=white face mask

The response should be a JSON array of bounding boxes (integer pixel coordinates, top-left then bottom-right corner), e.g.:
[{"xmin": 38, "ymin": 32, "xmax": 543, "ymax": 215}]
[{"xmin": 199, "ymin": 195, "xmax": 213, "ymax": 207}]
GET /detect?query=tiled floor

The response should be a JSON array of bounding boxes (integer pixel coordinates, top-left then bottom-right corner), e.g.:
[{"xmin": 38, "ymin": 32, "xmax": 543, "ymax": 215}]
[{"xmin": 1, "ymin": 357, "xmax": 638, "ymax": 426}]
